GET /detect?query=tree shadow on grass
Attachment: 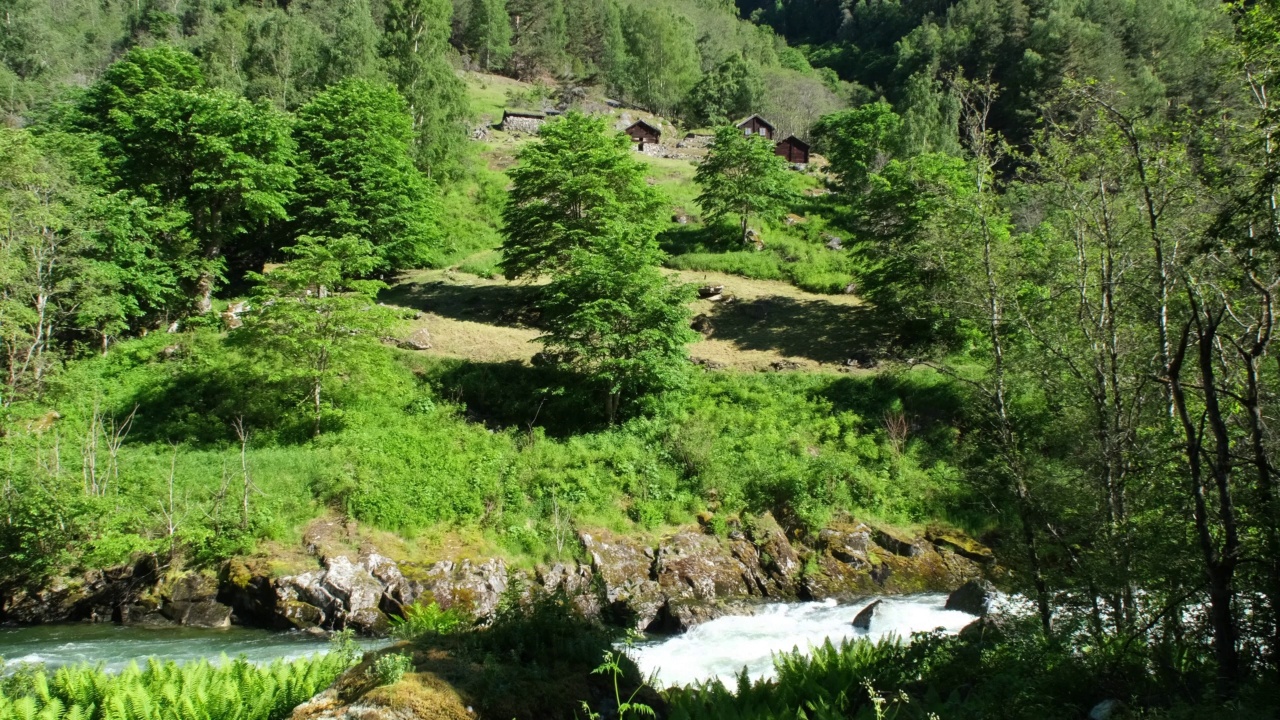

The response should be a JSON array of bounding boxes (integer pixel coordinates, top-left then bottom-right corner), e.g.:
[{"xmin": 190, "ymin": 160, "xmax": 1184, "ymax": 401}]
[
  {"xmin": 379, "ymin": 278, "xmax": 541, "ymax": 328},
  {"xmin": 703, "ymin": 295, "xmax": 894, "ymax": 365},
  {"xmin": 425, "ymin": 359, "xmax": 610, "ymax": 437}
]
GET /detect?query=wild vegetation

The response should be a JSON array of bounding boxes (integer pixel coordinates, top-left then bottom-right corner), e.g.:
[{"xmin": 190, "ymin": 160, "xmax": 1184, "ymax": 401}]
[{"xmin": 2, "ymin": 0, "xmax": 1280, "ymax": 717}]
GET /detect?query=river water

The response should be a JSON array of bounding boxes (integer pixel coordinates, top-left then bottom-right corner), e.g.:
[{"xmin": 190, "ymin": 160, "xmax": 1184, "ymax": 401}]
[
  {"xmin": 628, "ymin": 594, "xmax": 976, "ymax": 688},
  {"xmin": 0, "ymin": 624, "xmax": 347, "ymax": 672},
  {"xmin": 1, "ymin": 594, "xmax": 976, "ymax": 688}
]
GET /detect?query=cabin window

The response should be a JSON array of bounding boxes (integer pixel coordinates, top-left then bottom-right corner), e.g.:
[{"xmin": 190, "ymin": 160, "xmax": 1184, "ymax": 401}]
[
  {"xmin": 743, "ymin": 127, "xmax": 751, "ymax": 136},
  {"xmin": 758, "ymin": 128, "xmax": 766, "ymax": 136}
]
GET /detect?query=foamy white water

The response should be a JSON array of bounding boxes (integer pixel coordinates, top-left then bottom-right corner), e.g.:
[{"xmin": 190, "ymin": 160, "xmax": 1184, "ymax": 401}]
[{"xmin": 628, "ymin": 594, "xmax": 976, "ymax": 688}]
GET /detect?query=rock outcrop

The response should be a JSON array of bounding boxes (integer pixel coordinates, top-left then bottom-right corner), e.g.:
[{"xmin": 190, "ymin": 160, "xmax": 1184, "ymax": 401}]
[{"xmin": 2, "ymin": 514, "xmax": 997, "ymax": 639}]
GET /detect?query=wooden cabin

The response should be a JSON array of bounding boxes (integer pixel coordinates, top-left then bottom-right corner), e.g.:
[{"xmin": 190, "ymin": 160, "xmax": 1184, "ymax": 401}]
[
  {"xmin": 624, "ymin": 120, "xmax": 661, "ymax": 149},
  {"xmin": 736, "ymin": 114, "xmax": 775, "ymax": 140},
  {"xmin": 775, "ymin": 135, "xmax": 810, "ymax": 164}
]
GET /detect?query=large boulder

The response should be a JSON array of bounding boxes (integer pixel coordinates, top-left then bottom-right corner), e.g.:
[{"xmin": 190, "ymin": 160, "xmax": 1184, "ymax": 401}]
[
  {"xmin": 579, "ymin": 530, "xmax": 665, "ymax": 630},
  {"xmin": 926, "ymin": 528, "xmax": 995, "ymax": 565},
  {"xmin": 653, "ymin": 530, "xmax": 751, "ymax": 602},
  {"xmin": 387, "ymin": 558, "xmax": 508, "ymax": 619},
  {"xmin": 160, "ymin": 573, "xmax": 233, "ymax": 628},
  {"xmin": 218, "ymin": 558, "xmax": 277, "ymax": 626},
  {"xmin": 851, "ymin": 599, "xmax": 883, "ymax": 630},
  {"xmin": 744, "ymin": 512, "xmax": 802, "ymax": 597},
  {"xmin": 537, "ymin": 562, "xmax": 600, "ymax": 618},
  {"xmin": 945, "ymin": 579, "xmax": 997, "ymax": 616},
  {"xmin": 276, "ymin": 555, "xmax": 383, "ymax": 630}
]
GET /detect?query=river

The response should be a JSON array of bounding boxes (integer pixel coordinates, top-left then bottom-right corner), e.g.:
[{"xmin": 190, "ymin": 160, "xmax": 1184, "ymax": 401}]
[
  {"xmin": 628, "ymin": 594, "xmax": 976, "ymax": 688},
  {"xmin": 0, "ymin": 624, "xmax": 353, "ymax": 672},
  {"xmin": 1, "ymin": 594, "xmax": 975, "ymax": 687}
]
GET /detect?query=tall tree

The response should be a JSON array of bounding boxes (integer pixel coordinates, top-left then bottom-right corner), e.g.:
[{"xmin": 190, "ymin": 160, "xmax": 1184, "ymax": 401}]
[
  {"xmin": 500, "ymin": 111, "xmax": 664, "ymax": 280},
  {"xmin": 380, "ymin": 0, "xmax": 471, "ymax": 177},
  {"xmin": 507, "ymin": 0, "xmax": 567, "ymax": 78},
  {"xmin": 462, "ymin": 0, "xmax": 512, "ymax": 72},
  {"xmin": 694, "ymin": 125, "xmax": 795, "ymax": 243},
  {"xmin": 619, "ymin": 6, "xmax": 700, "ymax": 117},
  {"xmin": 684, "ymin": 54, "xmax": 764, "ymax": 127},
  {"xmin": 76, "ymin": 47, "xmax": 296, "ymax": 315},
  {"xmin": 238, "ymin": 234, "xmax": 393, "ymax": 437},
  {"xmin": 293, "ymin": 79, "xmax": 441, "ymax": 272}
]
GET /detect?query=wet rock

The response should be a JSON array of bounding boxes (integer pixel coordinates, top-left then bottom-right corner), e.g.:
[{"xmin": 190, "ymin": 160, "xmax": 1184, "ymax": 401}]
[
  {"xmin": 872, "ymin": 527, "xmax": 921, "ymax": 558},
  {"xmin": 121, "ymin": 598, "xmax": 171, "ymax": 627},
  {"xmin": 170, "ymin": 600, "xmax": 233, "ymax": 629},
  {"xmin": 745, "ymin": 512, "xmax": 802, "ymax": 597},
  {"xmin": 945, "ymin": 579, "xmax": 997, "ymax": 616},
  {"xmin": 346, "ymin": 607, "xmax": 391, "ymax": 635},
  {"xmin": 659, "ymin": 597, "xmax": 755, "ymax": 633},
  {"xmin": 958, "ymin": 615, "xmax": 1010, "ymax": 643},
  {"xmin": 579, "ymin": 530, "xmax": 664, "ymax": 630},
  {"xmin": 851, "ymin": 599, "xmax": 883, "ymax": 630},
  {"xmin": 1089, "ymin": 699, "xmax": 1121, "ymax": 720},
  {"xmin": 819, "ymin": 524, "xmax": 872, "ymax": 567},
  {"xmin": 219, "ymin": 557, "xmax": 277, "ymax": 626},
  {"xmin": 281, "ymin": 600, "xmax": 326, "ymax": 630}
]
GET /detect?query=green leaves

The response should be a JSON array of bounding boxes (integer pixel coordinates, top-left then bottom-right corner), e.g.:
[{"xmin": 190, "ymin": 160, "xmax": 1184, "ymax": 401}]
[
  {"xmin": 694, "ymin": 125, "xmax": 796, "ymax": 243},
  {"xmin": 501, "ymin": 111, "xmax": 664, "ymax": 280},
  {"xmin": 293, "ymin": 79, "xmax": 440, "ymax": 272}
]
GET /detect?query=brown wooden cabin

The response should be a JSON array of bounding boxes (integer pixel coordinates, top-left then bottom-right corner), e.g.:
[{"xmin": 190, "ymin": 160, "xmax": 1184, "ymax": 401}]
[
  {"xmin": 736, "ymin": 114, "xmax": 775, "ymax": 140},
  {"xmin": 625, "ymin": 120, "xmax": 661, "ymax": 148},
  {"xmin": 775, "ymin": 135, "xmax": 810, "ymax": 164}
]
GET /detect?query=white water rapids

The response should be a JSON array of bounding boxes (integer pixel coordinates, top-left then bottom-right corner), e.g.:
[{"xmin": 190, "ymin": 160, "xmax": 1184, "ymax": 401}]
[{"xmin": 627, "ymin": 594, "xmax": 977, "ymax": 688}]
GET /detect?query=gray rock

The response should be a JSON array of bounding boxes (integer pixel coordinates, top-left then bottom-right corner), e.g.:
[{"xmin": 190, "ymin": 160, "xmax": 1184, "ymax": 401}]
[
  {"xmin": 820, "ymin": 525, "xmax": 871, "ymax": 568},
  {"xmin": 945, "ymin": 579, "xmax": 997, "ymax": 616},
  {"xmin": 388, "ymin": 558, "xmax": 508, "ymax": 619},
  {"xmin": 654, "ymin": 531, "xmax": 751, "ymax": 603},
  {"xmin": 346, "ymin": 607, "xmax": 391, "ymax": 635},
  {"xmin": 280, "ymin": 600, "xmax": 325, "ymax": 630},
  {"xmin": 168, "ymin": 600, "xmax": 233, "ymax": 629},
  {"xmin": 852, "ymin": 599, "xmax": 883, "ymax": 630},
  {"xmin": 872, "ymin": 527, "xmax": 921, "ymax": 558},
  {"xmin": 580, "ymin": 530, "xmax": 665, "ymax": 631},
  {"xmin": 396, "ymin": 327, "xmax": 432, "ymax": 351},
  {"xmin": 1089, "ymin": 699, "xmax": 1121, "ymax": 720}
]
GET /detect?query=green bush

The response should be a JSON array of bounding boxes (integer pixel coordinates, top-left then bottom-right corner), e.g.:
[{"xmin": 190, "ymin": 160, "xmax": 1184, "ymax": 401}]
[
  {"xmin": 389, "ymin": 602, "xmax": 472, "ymax": 639},
  {"xmin": 0, "ymin": 654, "xmax": 351, "ymax": 720},
  {"xmin": 370, "ymin": 653, "xmax": 413, "ymax": 686}
]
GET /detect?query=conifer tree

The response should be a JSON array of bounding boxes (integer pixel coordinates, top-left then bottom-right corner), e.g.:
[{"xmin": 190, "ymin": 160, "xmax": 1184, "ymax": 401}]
[{"xmin": 463, "ymin": 0, "xmax": 512, "ymax": 72}]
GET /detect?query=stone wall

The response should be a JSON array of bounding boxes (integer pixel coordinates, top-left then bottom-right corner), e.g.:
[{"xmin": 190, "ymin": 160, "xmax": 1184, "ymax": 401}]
[{"xmin": 501, "ymin": 115, "xmax": 545, "ymax": 135}]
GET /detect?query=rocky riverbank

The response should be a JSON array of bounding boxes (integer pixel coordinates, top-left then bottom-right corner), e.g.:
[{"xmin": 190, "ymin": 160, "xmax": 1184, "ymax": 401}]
[{"xmin": 0, "ymin": 513, "xmax": 994, "ymax": 636}]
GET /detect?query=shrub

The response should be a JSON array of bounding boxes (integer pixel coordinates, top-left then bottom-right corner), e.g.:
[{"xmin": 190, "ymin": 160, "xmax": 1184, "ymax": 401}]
[
  {"xmin": 389, "ymin": 602, "xmax": 472, "ymax": 639},
  {"xmin": 371, "ymin": 653, "xmax": 413, "ymax": 686}
]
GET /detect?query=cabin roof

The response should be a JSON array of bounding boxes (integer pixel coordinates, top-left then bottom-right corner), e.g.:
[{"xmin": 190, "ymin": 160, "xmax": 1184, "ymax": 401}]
[
  {"xmin": 778, "ymin": 135, "xmax": 810, "ymax": 149},
  {"xmin": 503, "ymin": 108, "xmax": 547, "ymax": 119},
  {"xmin": 735, "ymin": 114, "xmax": 775, "ymax": 129},
  {"xmin": 625, "ymin": 119, "xmax": 661, "ymax": 134}
]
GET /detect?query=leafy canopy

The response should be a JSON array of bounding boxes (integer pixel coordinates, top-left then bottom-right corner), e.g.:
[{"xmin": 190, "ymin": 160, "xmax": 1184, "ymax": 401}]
[
  {"xmin": 293, "ymin": 78, "xmax": 440, "ymax": 272},
  {"xmin": 500, "ymin": 111, "xmax": 664, "ymax": 280},
  {"xmin": 694, "ymin": 125, "xmax": 796, "ymax": 241}
]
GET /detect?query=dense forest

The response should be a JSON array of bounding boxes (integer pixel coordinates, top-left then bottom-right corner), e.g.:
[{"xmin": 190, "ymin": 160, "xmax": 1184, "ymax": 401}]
[{"xmin": 2, "ymin": 0, "xmax": 1280, "ymax": 717}]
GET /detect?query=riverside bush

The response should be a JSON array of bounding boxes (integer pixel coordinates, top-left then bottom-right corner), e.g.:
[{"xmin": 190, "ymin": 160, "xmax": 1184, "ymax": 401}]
[{"xmin": 0, "ymin": 654, "xmax": 351, "ymax": 720}]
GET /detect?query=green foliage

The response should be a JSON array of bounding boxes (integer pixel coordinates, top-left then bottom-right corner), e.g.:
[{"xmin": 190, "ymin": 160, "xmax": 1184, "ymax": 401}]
[
  {"xmin": 380, "ymin": 0, "xmax": 471, "ymax": 177},
  {"xmin": 370, "ymin": 653, "xmax": 414, "ymax": 686},
  {"xmin": 813, "ymin": 102, "xmax": 905, "ymax": 193},
  {"xmin": 389, "ymin": 602, "xmax": 472, "ymax": 639},
  {"xmin": 694, "ymin": 126, "xmax": 796, "ymax": 243},
  {"xmin": 237, "ymin": 235, "xmax": 395, "ymax": 436},
  {"xmin": 0, "ymin": 653, "xmax": 352, "ymax": 720},
  {"xmin": 619, "ymin": 6, "xmax": 700, "ymax": 117},
  {"xmin": 684, "ymin": 55, "xmax": 764, "ymax": 127},
  {"xmin": 293, "ymin": 79, "xmax": 441, "ymax": 272},
  {"xmin": 463, "ymin": 0, "xmax": 512, "ymax": 72},
  {"xmin": 500, "ymin": 111, "xmax": 665, "ymax": 280},
  {"xmin": 508, "ymin": 0, "xmax": 568, "ymax": 78}
]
